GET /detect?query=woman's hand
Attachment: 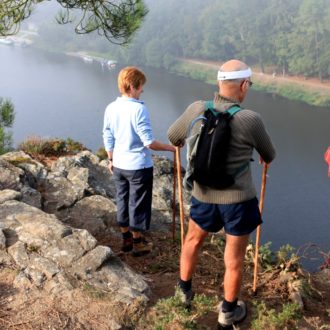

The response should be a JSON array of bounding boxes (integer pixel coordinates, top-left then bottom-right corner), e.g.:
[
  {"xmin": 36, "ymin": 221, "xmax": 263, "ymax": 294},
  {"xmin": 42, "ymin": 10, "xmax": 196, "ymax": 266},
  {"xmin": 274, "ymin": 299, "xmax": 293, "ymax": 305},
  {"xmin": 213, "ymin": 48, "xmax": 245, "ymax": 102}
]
[{"xmin": 108, "ymin": 159, "xmax": 113, "ymax": 174}]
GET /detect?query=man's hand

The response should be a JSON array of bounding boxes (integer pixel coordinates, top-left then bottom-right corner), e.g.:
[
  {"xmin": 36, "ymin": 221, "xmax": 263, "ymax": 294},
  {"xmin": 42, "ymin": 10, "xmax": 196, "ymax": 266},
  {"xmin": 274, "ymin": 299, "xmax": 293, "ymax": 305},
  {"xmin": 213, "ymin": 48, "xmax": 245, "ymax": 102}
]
[{"xmin": 259, "ymin": 157, "xmax": 270, "ymax": 169}]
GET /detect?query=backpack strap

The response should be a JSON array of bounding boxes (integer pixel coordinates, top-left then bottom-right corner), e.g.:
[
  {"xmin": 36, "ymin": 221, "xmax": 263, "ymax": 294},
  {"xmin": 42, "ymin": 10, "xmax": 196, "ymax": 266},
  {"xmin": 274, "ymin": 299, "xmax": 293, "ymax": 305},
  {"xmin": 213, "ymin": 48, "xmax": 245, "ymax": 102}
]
[
  {"xmin": 187, "ymin": 115, "xmax": 206, "ymax": 137},
  {"xmin": 226, "ymin": 105, "xmax": 241, "ymax": 117},
  {"xmin": 205, "ymin": 101, "xmax": 241, "ymax": 117},
  {"xmin": 204, "ymin": 100, "xmax": 214, "ymax": 110},
  {"xmin": 204, "ymin": 102, "xmax": 245, "ymax": 176}
]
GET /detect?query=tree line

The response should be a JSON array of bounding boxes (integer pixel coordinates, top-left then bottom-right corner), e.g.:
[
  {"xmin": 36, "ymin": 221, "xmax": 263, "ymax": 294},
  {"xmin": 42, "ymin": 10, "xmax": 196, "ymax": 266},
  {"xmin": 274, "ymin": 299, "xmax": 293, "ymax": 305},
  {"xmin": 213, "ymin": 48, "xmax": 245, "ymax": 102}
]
[
  {"xmin": 119, "ymin": 0, "xmax": 330, "ymax": 81},
  {"xmin": 3, "ymin": 0, "xmax": 330, "ymax": 82},
  {"xmin": 29, "ymin": 0, "xmax": 330, "ymax": 82}
]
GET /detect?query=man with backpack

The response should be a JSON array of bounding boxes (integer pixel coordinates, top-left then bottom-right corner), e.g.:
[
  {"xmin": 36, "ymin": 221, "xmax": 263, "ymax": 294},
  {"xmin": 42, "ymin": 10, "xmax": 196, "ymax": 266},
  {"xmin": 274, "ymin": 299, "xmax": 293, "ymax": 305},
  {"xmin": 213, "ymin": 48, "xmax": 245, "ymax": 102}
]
[{"xmin": 167, "ymin": 59, "xmax": 276, "ymax": 329}]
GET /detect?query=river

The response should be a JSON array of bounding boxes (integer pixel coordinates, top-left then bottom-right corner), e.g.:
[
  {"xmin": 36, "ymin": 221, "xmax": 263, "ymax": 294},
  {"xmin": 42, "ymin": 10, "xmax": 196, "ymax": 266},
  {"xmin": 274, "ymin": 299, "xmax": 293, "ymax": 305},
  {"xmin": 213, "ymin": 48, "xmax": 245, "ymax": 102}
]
[{"xmin": 0, "ymin": 46, "xmax": 329, "ymax": 270}]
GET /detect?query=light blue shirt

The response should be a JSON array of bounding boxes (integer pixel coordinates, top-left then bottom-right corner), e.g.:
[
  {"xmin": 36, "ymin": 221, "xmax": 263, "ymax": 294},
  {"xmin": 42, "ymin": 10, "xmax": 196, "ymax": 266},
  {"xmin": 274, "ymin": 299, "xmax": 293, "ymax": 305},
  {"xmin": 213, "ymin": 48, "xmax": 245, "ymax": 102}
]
[{"xmin": 103, "ymin": 96, "xmax": 154, "ymax": 170}]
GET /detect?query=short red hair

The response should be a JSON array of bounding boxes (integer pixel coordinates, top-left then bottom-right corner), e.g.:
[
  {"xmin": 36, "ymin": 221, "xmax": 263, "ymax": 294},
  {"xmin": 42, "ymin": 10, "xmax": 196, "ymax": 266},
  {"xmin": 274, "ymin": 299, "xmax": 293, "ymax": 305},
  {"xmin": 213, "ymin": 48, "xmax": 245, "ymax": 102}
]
[{"xmin": 118, "ymin": 66, "xmax": 146, "ymax": 94}]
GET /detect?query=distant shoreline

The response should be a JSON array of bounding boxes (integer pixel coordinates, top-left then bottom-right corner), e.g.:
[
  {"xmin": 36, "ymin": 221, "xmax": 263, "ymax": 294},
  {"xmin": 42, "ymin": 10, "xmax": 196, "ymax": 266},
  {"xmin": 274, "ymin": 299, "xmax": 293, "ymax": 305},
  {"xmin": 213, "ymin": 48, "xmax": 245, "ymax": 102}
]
[{"xmin": 175, "ymin": 58, "xmax": 330, "ymax": 108}]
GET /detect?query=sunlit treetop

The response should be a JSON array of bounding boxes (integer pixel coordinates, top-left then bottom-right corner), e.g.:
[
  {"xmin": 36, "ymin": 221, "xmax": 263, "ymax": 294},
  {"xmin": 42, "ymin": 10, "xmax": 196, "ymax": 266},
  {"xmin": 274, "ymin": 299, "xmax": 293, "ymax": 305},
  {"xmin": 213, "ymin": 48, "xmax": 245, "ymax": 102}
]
[{"xmin": 0, "ymin": 0, "xmax": 148, "ymax": 44}]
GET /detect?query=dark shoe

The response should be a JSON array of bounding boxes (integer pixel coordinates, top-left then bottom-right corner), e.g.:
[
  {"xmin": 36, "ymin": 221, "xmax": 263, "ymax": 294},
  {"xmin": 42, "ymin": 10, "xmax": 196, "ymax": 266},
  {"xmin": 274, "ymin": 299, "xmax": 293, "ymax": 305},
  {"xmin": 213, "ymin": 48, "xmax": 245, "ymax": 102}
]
[
  {"xmin": 131, "ymin": 238, "xmax": 153, "ymax": 257},
  {"xmin": 217, "ymin": 300, "xmax": 247, "ymax": 328},
  {"xmin": 176, "ymin": 285, "xmax": 195, "ymax": 309},
  {"xmin": 121, "ymin": 236, "xmax": 133, "ymax": 252}
]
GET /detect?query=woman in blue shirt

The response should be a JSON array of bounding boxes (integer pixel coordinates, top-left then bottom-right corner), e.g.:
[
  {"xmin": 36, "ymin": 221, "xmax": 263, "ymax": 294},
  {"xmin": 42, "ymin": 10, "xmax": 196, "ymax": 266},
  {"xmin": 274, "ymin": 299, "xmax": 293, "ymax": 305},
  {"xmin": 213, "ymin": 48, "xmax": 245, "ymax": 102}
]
[{"xmin": 103, "ymin": 66, "xmax": 175, "ymax": 256}]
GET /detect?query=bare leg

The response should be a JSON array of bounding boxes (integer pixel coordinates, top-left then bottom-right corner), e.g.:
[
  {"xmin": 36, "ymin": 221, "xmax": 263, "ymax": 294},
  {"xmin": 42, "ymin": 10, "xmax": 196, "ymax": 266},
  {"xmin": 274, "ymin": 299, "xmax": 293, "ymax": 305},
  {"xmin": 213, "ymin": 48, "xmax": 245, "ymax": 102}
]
[
  {"xmin": 223, "ymin": 234, "xmax": 249, "ymax": 302},
  {"xmin": 180, "ymin": 218, "xmax": 208, "ymax": 281}
]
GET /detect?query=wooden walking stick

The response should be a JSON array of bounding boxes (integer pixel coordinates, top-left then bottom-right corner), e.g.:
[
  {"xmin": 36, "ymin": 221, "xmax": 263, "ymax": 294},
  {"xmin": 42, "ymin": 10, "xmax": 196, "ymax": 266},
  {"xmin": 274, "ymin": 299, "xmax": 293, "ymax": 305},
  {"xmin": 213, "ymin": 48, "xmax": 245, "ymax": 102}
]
[
  {"xmin": 175, "ymin": 146, "xmax": 185, "ymax": 248},
  {"xmin": 172, "ymin": 150, "xmax": 177, "ymax": 242},
  {"xmin": 253, "ymin": 163, "xmax": 268, "ymax": 294}
]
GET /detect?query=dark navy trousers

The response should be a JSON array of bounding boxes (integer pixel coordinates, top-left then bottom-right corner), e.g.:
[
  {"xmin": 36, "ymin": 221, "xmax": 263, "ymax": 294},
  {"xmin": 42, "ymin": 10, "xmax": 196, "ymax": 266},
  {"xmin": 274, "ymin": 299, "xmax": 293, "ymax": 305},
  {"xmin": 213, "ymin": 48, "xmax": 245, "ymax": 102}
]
[{"xmin": 112, "ymin": 166, "xmax": 153, "ymax": 232}]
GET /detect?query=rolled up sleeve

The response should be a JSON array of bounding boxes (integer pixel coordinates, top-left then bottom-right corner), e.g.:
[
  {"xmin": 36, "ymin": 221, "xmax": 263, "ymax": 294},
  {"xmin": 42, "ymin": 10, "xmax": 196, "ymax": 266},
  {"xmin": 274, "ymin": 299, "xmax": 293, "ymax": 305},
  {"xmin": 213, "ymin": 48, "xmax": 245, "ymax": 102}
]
[
  {"xmin": 135, "ymin": 106, "xmax": 154, "ymax": 146},
  {"xmin": 103, "ymin": 110, "xmax": 115, "ymax": 151}
]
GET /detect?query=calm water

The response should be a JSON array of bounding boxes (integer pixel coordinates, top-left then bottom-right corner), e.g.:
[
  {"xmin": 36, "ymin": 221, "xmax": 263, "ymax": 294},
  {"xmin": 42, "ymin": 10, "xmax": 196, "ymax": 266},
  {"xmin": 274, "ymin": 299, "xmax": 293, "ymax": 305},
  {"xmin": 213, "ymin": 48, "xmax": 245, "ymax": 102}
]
[{"xmin": 1, "ymin": 46, "xmax": 329, "ymax": 269}]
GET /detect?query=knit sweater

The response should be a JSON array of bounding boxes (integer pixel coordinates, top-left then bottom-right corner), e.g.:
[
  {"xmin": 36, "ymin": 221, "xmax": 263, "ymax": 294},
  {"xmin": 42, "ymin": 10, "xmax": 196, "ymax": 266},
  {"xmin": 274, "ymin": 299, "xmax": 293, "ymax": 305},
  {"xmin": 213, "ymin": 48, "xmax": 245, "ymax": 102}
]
[{"xmin": 167, "ymin": 93, "xmax": 276, "ymax": 204}]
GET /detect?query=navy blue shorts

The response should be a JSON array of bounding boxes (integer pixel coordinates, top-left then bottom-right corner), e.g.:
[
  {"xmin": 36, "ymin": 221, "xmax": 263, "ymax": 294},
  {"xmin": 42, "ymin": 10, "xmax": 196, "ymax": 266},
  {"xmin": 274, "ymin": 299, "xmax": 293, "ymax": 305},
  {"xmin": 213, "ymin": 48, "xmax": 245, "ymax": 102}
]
[{"xmin": 190, "ymin": 196, "xmax": 262, "ymax": 236}]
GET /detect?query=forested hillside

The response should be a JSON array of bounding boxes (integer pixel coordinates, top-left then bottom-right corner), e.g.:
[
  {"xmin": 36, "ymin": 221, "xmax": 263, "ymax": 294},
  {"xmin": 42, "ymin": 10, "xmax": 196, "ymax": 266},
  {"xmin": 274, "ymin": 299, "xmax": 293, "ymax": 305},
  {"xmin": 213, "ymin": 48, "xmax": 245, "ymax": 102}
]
[{"xmin": 34, "ymin": 0, "xmax": 330, "ymax": 81}]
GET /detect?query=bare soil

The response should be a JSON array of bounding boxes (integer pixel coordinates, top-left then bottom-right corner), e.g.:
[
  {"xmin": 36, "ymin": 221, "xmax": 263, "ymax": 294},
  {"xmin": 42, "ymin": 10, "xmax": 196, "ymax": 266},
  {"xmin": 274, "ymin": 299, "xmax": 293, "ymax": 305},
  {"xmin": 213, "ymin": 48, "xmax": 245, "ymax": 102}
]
[{"xmin": 183, "ymin": 58, "xmax": 330, "ymax": 96}]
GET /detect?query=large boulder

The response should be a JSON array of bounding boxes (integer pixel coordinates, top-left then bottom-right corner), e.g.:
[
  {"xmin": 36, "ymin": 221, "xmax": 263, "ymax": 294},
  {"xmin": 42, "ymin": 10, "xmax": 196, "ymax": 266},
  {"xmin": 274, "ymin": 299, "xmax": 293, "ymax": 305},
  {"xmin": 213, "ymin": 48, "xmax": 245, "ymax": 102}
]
[
  {"xmin": 51, "ymin": 150, "xmax": 116, "ymax": 199},
  {"xmin": 0, "ymin": 151, "xmax": 47, "ymax": 188},
  {"xmin": 0, "ymin": 159, "xmax": 24, "ymax": 191},
  {"xmin": 0, "ymin": 200, "xmax": 149, "ymax": 323},
  {"xmin": 57, "ymin": 195, "xmax": 117, "ymax": 236}
]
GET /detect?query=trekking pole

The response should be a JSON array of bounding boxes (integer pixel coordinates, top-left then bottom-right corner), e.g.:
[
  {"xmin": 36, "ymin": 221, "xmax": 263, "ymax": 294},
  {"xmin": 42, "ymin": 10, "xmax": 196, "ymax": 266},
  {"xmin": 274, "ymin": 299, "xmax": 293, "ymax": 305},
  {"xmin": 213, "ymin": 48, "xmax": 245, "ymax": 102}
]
[
  {"xmin": 253, "ymin": 163, "xmax": 268, "ymax": 294},
  {"xmin": 175, "ymin": 146, "xmax": 185, "ymax": 248},
  {"xmin": 172, "ymin": 150, "xmax": 177, "ymax": 242}
]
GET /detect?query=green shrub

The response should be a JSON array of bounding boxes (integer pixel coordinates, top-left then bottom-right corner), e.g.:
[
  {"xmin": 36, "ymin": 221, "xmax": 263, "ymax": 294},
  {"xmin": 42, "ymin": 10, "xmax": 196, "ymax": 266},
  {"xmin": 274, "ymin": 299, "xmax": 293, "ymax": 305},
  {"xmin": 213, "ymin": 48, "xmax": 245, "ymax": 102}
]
[
  {"xmin": 18, "ymin": 136, "xmax": 87, "ymax": 157},
  {"xmin": 0, "ymin": 98, "xmax": 15, "ymax": 155},
  {"xmin": 65, "ymin": 137, "xmax": 86, "ymax": 154},
  {"xmin": 96, "ymin": 146, "xmax": 108, "ymax": 160},
  {"xmin": 251, "ymin": 301, "xmax": 302, "ymax": 330},
  {"xmin": 140, "ymin": 289, "xmax": 217, "ymax": 330},
  {"xmin": 18, "ymin": 136, "xmax": 44, "ymax": 155},
  {"xmin": 41, "ymin": 139, "xmax": 66, "ymax": 156}
]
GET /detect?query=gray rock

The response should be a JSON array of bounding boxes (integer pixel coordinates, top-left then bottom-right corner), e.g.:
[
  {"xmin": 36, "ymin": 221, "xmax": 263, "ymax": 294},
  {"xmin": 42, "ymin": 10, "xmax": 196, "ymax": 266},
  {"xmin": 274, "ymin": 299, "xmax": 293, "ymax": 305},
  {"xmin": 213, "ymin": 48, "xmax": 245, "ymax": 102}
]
[
  {"xmin": 57, "ymin": 195, "xmax": 117, "ymax": 236},
  {"xmin": 0, "ymin": 189, "xmax": 22, "ymax": 204},
  {"xmin": 42, "ymin": 175, "xmax": 81, "ymax": 213},
  {"xmin": 17, "ymin": 212, "xmax": 72, "ymax": 241},
  {"xmin": 73, "ymin": 245, "xmax": 113, "ymax": 278},
  {"xmin": 0, "ymin": 159, "xmax": 24, "ymax": 191},
  {"xmin": 30, "ymin": 254, "xmax": 60, "ymax": 279},
  {"xmin": 24, "ymin": 266, "xmax": 46, "ymax": 287},
  {"xmin": 8, "ymin": 241, "xmax": 29, "ymax": 268},
  {"xmin": 97, "ymin": 259, "xmax": 150, "ymax": 304},
  {"xmin": 0, "ymin": 229, "xmax": 6, "ymax": 249},
  {"xmin": 16, "ymin": 231, "xmax": 47, "ymax": 250},
  {"xmin": 0, "ymin": 200, "xmax": 44, "ymax": 225},
  {"xmin": 73, "ymin": 228, "xmax": 98, "ymax": 252},
  {"xmin": 51, "ymin": 151, "xmax": 116, "ymax": 199},
  {"xmin": 152, "ymin": 155, "xmax": 191, "ymax": 213},
  {"xmin": 152, "ymin": 175, "xmax": 174, "ymax": 210},
  {"xmin": 2, "ymin": 151, "xmax": 47, "ymax": 185},
  {"xmin": 0, "ymin": 250, "xmax": 13, "ymax": 265},
  {"xmin": 14, "ymin": 271, "xmax": 33, "ymax": 290},
  {"xmin": 44, "ymin": 233, "xmax": 86, "ymax": 268},
  {"xmin": 67, "ymin": 166, "xmax": 89, "ymax": 197},
  {"xmin": 20, "ymin": 186, "xmax": 42, "ymax": 209},
  {"xmin": 43, "ymin": 271, "xmax": 74, "ymax": 295}
]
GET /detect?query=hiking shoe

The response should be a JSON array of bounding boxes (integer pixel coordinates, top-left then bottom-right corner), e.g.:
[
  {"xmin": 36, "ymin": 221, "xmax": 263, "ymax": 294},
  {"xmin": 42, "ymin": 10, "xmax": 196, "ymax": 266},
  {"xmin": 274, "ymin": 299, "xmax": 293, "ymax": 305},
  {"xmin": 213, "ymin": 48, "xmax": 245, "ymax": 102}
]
[
  {"xmin": 175, "ymin": 285, "xmax": 195, "ymax": 309},
  {"xmin": 121, "ymin": 236, "xmax": 133, "ymax": 252},
  {"xmin": 131, "ymin": 238, "xmax": 153, "ymax": 257},
  {"xmin": 218, "ymin": 300, "xmax": 247, "ymax": 328}
]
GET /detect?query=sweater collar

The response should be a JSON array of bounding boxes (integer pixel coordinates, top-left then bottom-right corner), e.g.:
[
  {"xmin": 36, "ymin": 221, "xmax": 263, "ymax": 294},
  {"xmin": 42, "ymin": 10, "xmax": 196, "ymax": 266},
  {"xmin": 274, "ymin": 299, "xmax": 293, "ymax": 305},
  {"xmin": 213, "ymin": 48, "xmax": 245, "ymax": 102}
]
[{"xmin": 213, "ymin": 93, "xmax": 241, "ymax": 112}]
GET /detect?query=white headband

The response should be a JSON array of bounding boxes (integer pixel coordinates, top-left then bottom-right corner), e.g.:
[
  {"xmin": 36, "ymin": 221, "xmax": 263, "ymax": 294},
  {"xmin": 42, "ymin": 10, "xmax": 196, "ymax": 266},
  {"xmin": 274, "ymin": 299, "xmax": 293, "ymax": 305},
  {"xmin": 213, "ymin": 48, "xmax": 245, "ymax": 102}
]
[{"xmin": 217, "ymin": 67, "xmax": 252, "ymax": 81}]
